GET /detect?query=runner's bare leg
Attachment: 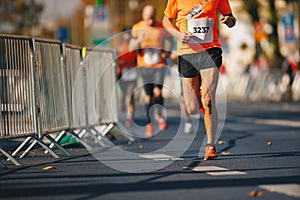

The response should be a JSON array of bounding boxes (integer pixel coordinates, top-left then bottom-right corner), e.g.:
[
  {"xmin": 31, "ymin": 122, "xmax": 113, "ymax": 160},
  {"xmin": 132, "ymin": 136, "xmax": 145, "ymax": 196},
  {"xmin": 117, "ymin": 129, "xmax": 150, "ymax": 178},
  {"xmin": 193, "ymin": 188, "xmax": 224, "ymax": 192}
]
[{"xmin": 200, "ymin": 67, "xmax": 219, "ymax": 145}]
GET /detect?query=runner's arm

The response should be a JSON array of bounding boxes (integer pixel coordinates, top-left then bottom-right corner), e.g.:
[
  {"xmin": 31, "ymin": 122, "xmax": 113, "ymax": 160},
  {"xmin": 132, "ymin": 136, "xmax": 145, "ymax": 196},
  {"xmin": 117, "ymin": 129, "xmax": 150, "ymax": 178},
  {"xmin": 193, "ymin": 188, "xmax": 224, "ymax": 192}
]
[
  {"xmin": 129, "ymin": 32, "xmax": 144, "ymax": 51},
  {"xmin": 162, "ymin": 15, "xmax": 193, "ymax": 44}
]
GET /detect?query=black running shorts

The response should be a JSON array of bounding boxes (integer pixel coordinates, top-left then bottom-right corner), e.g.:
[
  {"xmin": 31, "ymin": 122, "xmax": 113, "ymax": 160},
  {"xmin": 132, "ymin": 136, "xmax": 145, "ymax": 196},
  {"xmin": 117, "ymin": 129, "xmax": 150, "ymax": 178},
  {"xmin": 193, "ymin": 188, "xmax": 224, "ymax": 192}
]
[
  {"xmin": 140, "ymin": 67, "xmax": 166, "ymax": 96},
  {"xmin": 178, "ymin": 47, "xmax": 222, "ymax": 78}
]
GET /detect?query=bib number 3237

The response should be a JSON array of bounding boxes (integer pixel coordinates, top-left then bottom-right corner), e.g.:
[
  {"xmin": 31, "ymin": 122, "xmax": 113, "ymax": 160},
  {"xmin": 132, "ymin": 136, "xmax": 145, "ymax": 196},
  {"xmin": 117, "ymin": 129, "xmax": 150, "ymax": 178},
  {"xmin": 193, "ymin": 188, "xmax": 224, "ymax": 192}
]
[{"xmin": 187, "ymin": 18, "xmax": 214, "ymax": 44}]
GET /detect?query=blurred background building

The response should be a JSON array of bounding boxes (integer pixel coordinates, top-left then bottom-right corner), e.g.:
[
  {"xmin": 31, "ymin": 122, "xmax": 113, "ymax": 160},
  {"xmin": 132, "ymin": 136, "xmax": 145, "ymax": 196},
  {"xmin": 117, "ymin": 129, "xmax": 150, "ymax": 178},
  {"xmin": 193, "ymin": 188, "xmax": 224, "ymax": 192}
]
[{"xmin": 0, "ymin": 0, "xmax": 298, "ymax": 67}]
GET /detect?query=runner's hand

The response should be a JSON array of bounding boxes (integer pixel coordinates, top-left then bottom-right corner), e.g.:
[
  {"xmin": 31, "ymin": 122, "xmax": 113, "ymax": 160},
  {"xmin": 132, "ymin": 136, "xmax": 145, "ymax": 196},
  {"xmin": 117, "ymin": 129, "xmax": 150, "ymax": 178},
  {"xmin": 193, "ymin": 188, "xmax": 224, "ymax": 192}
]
[
  {"xmin": 221, "ymin": 15, "xmax": 236, "ymax": 28},
  {"xmin": 181, "ymin": 32, "xmax": 193, "ymax": 44}
]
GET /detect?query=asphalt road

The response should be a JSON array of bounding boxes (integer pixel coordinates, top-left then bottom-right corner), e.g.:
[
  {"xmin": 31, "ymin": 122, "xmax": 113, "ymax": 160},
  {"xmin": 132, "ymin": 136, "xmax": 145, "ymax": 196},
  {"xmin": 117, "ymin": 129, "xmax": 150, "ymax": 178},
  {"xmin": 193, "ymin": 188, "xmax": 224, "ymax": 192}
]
[{"xmin": 0, "ymin": 101, "xmax": 300, "ymax": 200}]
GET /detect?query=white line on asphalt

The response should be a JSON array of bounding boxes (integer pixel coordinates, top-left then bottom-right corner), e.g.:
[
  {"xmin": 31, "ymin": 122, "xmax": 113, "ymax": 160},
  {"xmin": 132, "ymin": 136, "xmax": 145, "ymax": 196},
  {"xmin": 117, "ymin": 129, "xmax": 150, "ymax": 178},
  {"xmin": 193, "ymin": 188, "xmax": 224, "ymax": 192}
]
[
  {"xmin": 139, "ymin": 154, "xmax": 184, "ymax": 161},
  {"xmin": 241, "ymin": 118, "xmax": 300, "ymax": 128},
  {"xmin": 254, "ymin": 119, "xmax": 300, "ymax": 127},
  {"xmin": 260, "ymin": 184, "xmax": 300, "ymax": 198},
  {"xmin": 206, "ymin": 171, "xmax": 247, "ymax": 176},
  {"xmin": 192, "ymin": 166, "xmax": 247, "ymax": 176}
]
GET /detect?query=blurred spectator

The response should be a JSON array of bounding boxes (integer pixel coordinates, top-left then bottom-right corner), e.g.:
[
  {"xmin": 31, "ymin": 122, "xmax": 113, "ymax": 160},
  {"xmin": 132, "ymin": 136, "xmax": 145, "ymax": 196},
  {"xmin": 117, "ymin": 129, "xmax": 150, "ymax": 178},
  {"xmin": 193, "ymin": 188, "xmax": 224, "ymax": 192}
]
[
  {"xmin": 232, "ymin": 42, "xmax": 256, "ymax": 76},
  {"xmin": 117, "ymin": 27, "xmax": 138, "ymax": 127},
  {"xmin": 281, "ymin": 51, "xmax": 299, "ymax": 99},
  {"xmin": 250, "ymin": 54, "xmax": 271, "ymax": 77},
  {"xmin": 254, "ymin": 21, "xmax": 268, "ymax": 59}
]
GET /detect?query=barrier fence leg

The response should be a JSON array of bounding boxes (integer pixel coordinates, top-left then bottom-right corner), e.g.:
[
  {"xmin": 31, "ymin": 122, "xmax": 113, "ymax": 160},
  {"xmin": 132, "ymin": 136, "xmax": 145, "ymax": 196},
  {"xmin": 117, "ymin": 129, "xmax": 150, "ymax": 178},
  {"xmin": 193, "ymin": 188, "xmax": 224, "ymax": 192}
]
[
  {"xmin": 77, "ymin": 128, "xmax": 108, "ymax": 147},
  {"xmin": 19, "ymin": 139, "xmax": 37, "ymax": 159},
  {"xmin": 78, "ymin": 129, "xmax": 87, "ymax": 138},
  {"xmin": 19, "ymin": 134, "xmax": 60, "ymax": 159},
  {"xmin": 76, "ymin": 129, "xmax": 98, "ymax": 146},
  {"xmin": 32, "ymin": 135, "xmax": 60, "ymax": 159},
  {"xmin": 80, "ymin": 129, "xmax": 98, "ymax": 143},
  {"xmin": 44, "ymin": 133, "xmax": 71, "ymax": 156},
  {"xmin": 0, "ymin": 147, "xmax": 21, "ymax": 166},
  {"xmin": 100, "ymin": 123, "xmax": 135, "ymax": 142},
  {"xmin": 99, "ymin": 124, "xmax": 114, "ymax": 137},
  {"xmin": 67, "ymin": 129, "xmax": 93, "ymax": 151},
  {"xmin": 47, "ymin": 130, "xmax": 67, "ymax": 150},
  {"xmin": 92, "ymin": 125, "xmax": 115, "ymax": 143},
  {"xmin": 87, "ymin": 127, "xmax": 111, "ymax": 147},
  {"xmin": 11, "ymin": 136, "xmax": 32, "ymax": 157}
]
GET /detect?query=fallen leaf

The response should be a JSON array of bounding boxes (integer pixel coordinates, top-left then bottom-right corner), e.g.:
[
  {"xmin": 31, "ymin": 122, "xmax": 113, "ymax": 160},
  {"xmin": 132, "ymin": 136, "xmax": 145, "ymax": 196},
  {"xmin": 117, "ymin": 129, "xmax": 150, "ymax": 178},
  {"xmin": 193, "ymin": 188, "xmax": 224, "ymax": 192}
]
[
  {"xmin": 43, "ymin": 165, "xmax": 56, "ymax": 170},
  {"xmin": 267, "ymin": 141, "xmax": 272, "ymax": 146},
  {"xmin": 248, "ymin": 190, "xmax": 262, "ymax": 197},
  {"xmin": 221, "ymin": 151, "xmax": 231, "ymax": 155},
  {"xmin": 218, "ymin": 140, "xmax": 225, "ymax": 145}
]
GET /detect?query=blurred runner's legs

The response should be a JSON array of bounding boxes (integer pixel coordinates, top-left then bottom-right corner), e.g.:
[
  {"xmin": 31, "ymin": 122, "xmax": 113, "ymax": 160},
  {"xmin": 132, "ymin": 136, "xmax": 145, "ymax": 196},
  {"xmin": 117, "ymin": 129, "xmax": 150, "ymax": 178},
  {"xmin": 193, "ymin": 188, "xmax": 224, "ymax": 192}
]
[{"xmin": 117, "ymin": 27, "xmax": 138, "ymax": 127}]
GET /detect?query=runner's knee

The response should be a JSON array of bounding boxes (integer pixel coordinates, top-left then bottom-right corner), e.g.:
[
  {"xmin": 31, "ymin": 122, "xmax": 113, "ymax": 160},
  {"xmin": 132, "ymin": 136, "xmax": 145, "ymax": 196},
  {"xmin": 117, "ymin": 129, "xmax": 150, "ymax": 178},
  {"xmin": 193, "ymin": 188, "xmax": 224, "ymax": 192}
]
[
  {"xmin": 202, "ymin": 97, "xmax": 212, "ymax": 113},
  {"xmin": 153, "ymin": 87, "xmax": 162, "ymax": 97},
  {"xmin": 185, "ymin": 102, "xmax": 199, "ymax": 115}
]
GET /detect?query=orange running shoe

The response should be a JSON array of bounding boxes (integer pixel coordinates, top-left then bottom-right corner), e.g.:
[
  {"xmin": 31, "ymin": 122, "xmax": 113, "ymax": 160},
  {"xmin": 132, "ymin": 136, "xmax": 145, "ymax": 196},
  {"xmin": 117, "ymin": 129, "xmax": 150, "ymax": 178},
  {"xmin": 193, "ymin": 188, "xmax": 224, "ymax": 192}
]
[
  {"xmin": 204, "ymin": 145, "xmax": 218, "ymax": 160},
  {"xmin": 144, "ymin": 123, "xmax": 154, "ymax": 137},
  {"xmin": 156, "ymin": 116, "xmax": 168, "ymax": 131}
]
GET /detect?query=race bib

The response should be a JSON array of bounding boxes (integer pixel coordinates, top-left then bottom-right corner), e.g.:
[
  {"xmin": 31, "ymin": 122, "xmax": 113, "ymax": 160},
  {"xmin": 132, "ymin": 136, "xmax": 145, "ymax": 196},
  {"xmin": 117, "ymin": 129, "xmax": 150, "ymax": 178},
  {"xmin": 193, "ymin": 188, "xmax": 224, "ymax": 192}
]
[
  {"xmin": 144, "ymin": 48, "xmax": 160, "ymax": 65},
  {"xmin": 187, "ymin": 18, "xmax": 214, "ymax": 44}
]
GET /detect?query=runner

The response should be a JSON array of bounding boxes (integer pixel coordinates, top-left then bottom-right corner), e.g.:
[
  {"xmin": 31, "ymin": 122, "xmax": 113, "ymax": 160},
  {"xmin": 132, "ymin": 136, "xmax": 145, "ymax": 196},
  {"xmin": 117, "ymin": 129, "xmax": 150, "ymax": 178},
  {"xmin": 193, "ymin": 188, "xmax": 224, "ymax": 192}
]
[
  {"xmin": 162, "ymin": 0, "xmax": 236, "ymax": 160},
  {"xmin": 129, "ymin": 5, "xmax": 172, "ymax": 137}
]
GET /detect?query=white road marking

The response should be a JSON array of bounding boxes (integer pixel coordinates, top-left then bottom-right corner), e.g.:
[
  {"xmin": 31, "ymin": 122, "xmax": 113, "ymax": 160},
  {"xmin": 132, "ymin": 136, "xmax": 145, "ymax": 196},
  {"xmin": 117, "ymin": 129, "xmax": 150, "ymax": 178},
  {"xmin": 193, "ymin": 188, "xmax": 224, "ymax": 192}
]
[
  {"xmin": 260, "ymin": 184, "xmax": 300, "ymax": 198},
  {"xmin": 206, "ymin": 171, "xmax": 247, "ymax": 176},
  {"xmin": 242, "ymin": 118, "xmax": 300, "ymax": 128},
  {"xmin": 192, "ymin": 166, "xmax": 228, "ymax": 172},
  {"xmin": 192, "ymin": 166, "xmax": 247, "ymax": 176},
  {"xmin": 254, "ymin": 119, "xmax": 300, "ymax": 127},
  {"xmin": 139, "ymin": 154, "xmax": 183, "ymax": 161}
]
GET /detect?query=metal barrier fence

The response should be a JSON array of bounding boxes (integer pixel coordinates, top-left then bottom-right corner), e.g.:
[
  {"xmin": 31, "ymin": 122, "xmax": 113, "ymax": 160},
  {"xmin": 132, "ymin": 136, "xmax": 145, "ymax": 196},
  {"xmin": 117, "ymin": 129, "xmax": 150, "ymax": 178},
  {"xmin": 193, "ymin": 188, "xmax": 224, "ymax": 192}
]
[
  {"xmin": 15, "ymin": 39, "xmax": 76, "ymax": 159},
  {"xmin": 0, "ymin": 34, "xmax": 123, "ymax": 168},
  {"xmin": 160, "ymin": 64, "xmax": 300, "ymax": 102},
  {"xmin": 81, "ymin": 47, "xmax": 133, "ymax": 144},
  {"xmin": 222, "ymin": 71, "xmax": 300, "ymax": 101},
  {"xmin": 35, "ymin": 38, "xmax": 69, "ymax": 134},
  {"xmin": 0, "ymin": 36, "xmax": 73, "ymax": 162},
  {"xmin": 0, "ymin": 35, "xmax": 37, "ymax": 139},
  {"xmin": 0, "ymin": 35, "xmax": 37, "ymax": 167},
  {"xmin": 85, "ymin": 48, "xmax": 118, "ymax": 126},
  {"xmin": 64, "ymin": 44, "xmax": 86, "ymax": 129}
]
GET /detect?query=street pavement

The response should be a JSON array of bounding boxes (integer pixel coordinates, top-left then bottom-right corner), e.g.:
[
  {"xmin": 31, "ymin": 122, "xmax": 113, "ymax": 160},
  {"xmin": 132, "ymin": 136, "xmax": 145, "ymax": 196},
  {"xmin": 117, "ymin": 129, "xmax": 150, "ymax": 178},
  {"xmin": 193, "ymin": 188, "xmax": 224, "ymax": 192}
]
[{"xmin": 0, "ymin": 101, "xmax": 300, "ymax": 200}]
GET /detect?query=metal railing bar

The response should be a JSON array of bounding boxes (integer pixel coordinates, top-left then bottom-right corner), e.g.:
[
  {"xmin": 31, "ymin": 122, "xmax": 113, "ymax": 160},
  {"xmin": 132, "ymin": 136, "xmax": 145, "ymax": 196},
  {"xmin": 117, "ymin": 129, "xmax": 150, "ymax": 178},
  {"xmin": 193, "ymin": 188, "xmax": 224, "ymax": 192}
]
[
  {"xmin": 18, "ymin": 134, "xmax": 60, "ymax": 159},
  {"xmin": 44, "ymin": 133, "xmax": 71, "ymax": 157},
  {"xmin": 11, "ymin": 136, "xmax": 32, "ymax": 157},
  {"xmin": 0, "ymin": 146, "xmax": 21, "ymax": 166}
]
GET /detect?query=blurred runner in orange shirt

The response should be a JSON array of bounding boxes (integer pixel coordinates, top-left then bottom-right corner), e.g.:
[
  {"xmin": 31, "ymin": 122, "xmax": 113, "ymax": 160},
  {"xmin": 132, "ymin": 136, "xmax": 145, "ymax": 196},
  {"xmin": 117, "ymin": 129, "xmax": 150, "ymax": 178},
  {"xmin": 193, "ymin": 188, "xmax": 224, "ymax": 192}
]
[
  {"xmin": 130, "ymin": 5, "xmax": 173, "ymax": 137},
  {"xmin": 163, "ymin": 0, "xmax": 236, "ymax": 160}
]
